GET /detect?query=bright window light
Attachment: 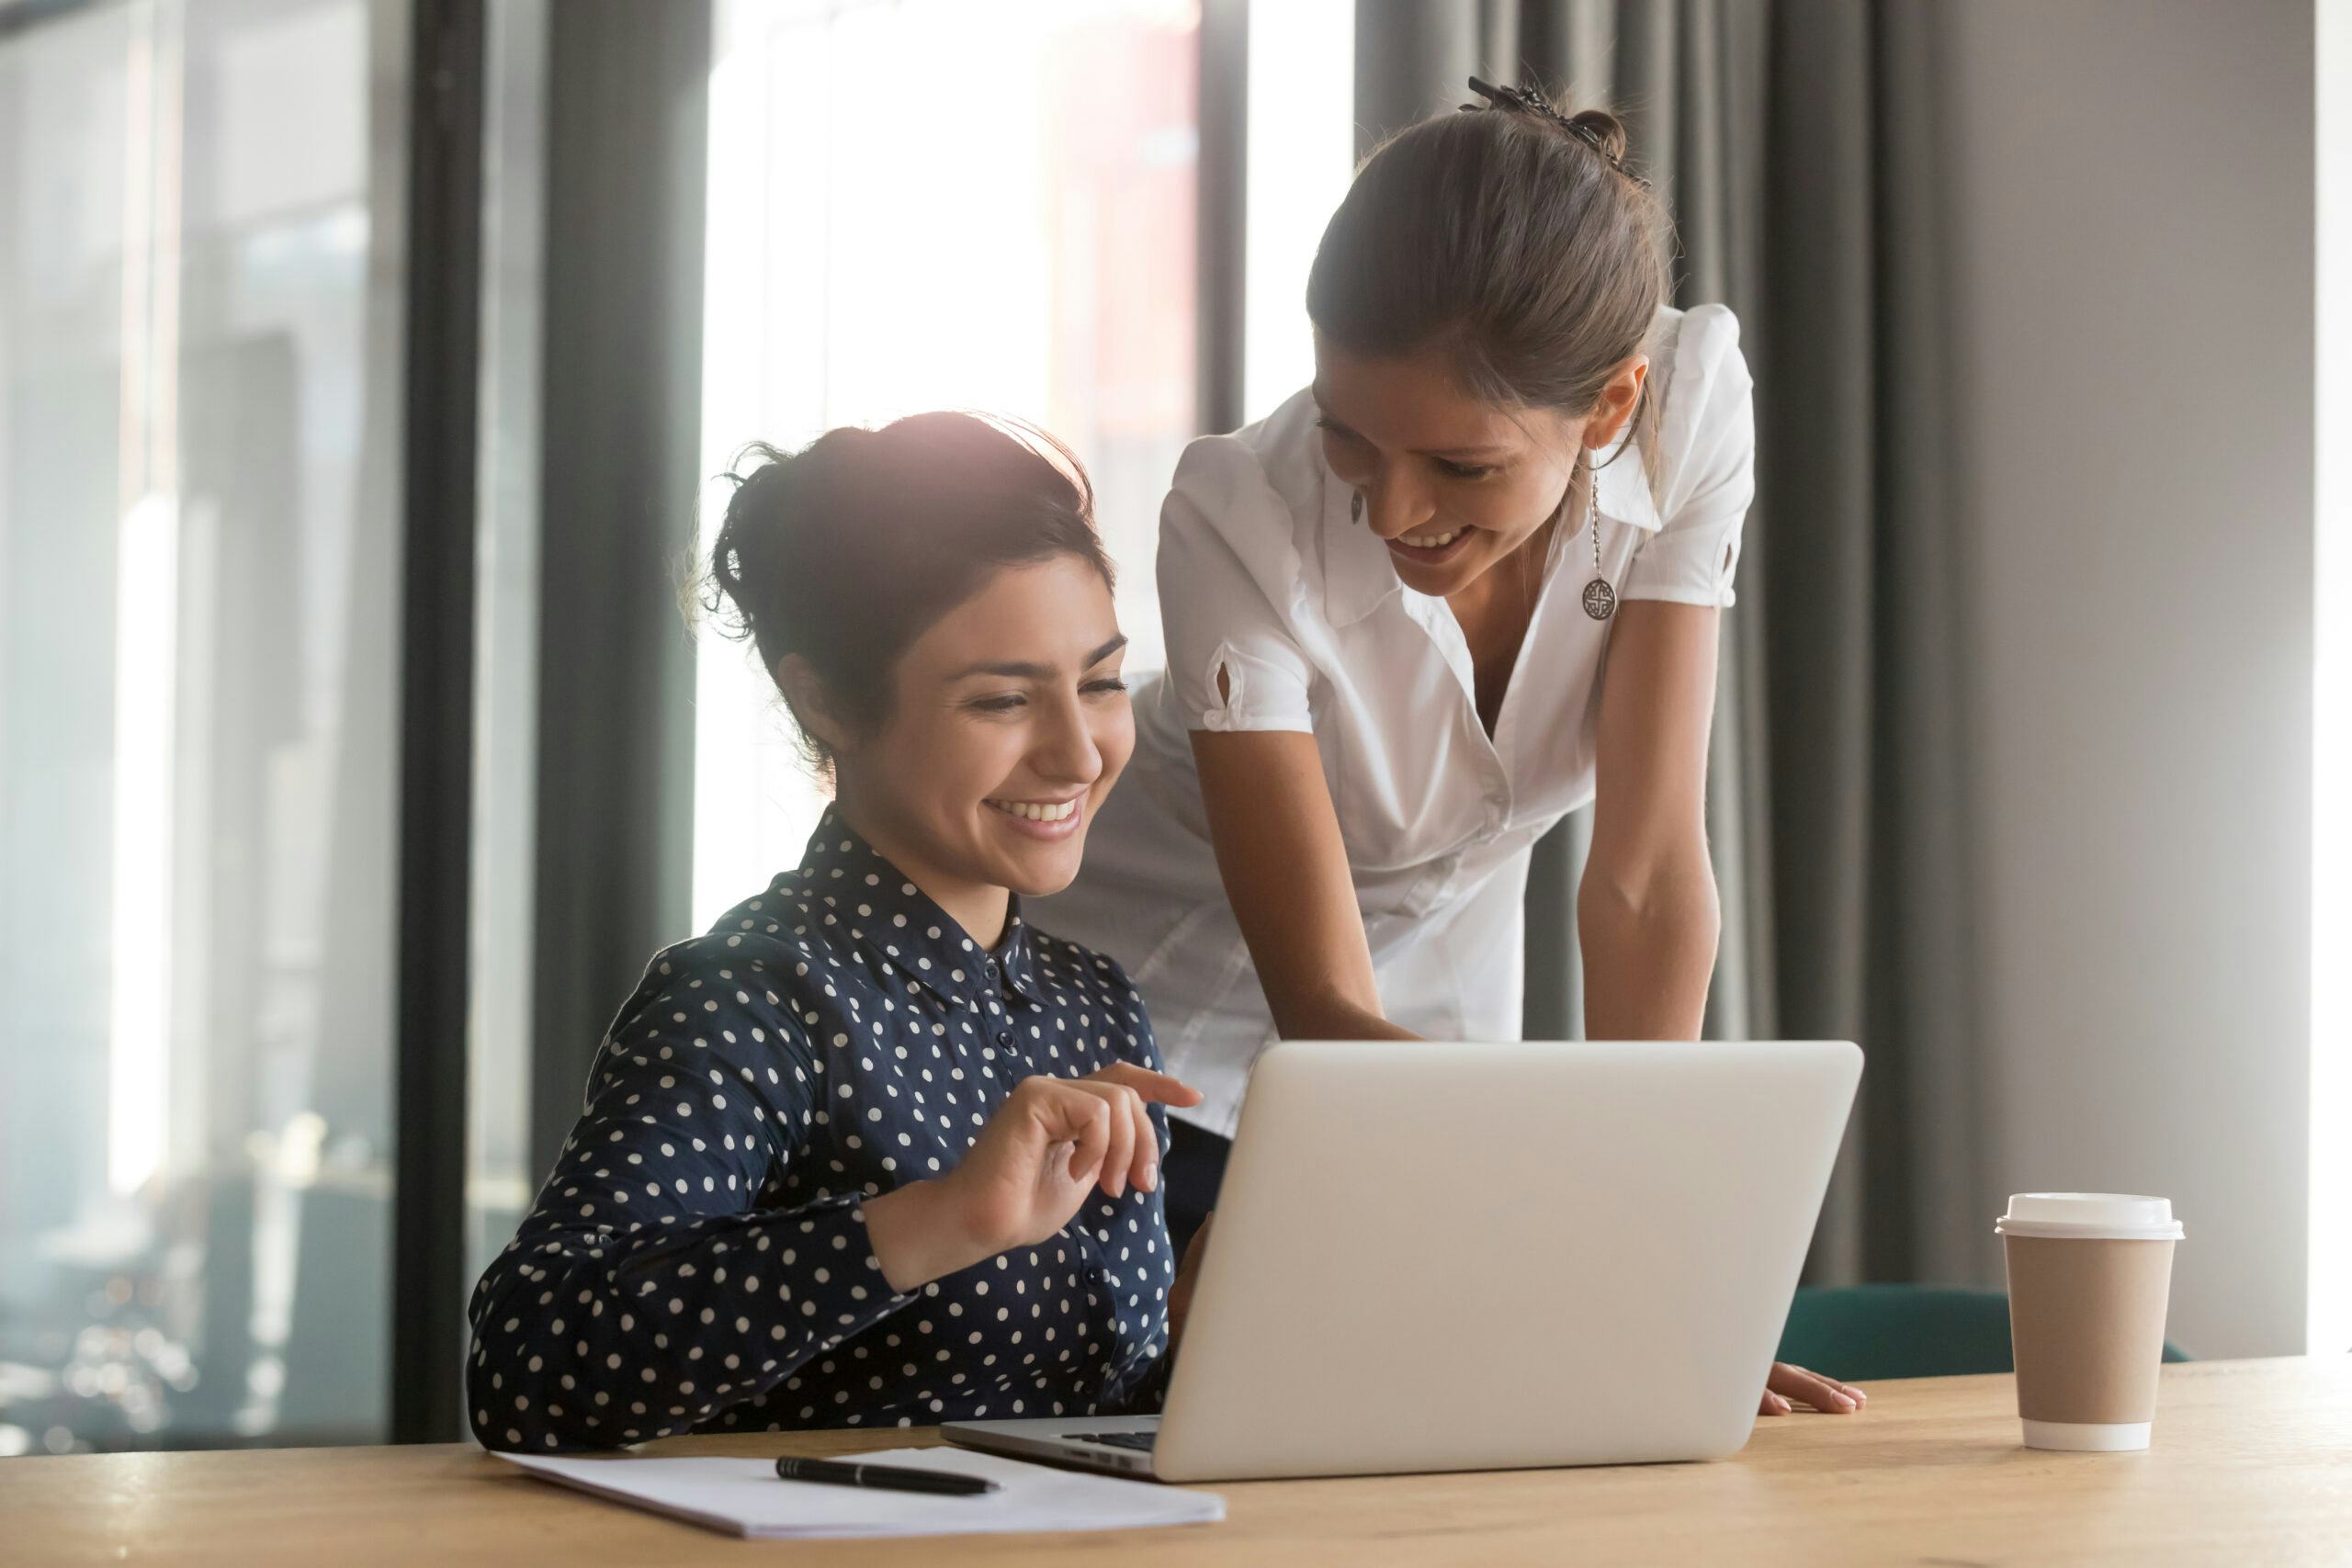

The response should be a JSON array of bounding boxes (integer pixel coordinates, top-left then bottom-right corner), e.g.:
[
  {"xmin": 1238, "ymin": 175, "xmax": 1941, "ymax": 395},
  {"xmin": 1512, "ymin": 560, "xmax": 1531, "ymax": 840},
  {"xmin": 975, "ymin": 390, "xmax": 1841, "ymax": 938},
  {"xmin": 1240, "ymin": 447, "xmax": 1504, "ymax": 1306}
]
[
  {"xmin": 108, "ymin": 493, "xmax": 177, "ymax": 1196},
  {"xmin": 107, "ymin": 11, "xmax": 181, "ymax": 1199},
  {"xmin": 1241, "ymin": 0, "xmax": 1352, "ymax": 423},
  {"xmin": 693, "ymin": 0, "xmax": 1201, "ymax": 931}
]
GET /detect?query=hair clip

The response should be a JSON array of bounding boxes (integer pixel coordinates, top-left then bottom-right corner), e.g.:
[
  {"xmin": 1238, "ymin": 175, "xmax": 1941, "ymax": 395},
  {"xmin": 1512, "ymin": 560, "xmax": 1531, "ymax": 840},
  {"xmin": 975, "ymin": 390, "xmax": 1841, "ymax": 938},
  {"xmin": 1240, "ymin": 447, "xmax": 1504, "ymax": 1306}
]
[{"xmin": 1463, "ymin": 75, "xmax": 1645, "ymax": 186}]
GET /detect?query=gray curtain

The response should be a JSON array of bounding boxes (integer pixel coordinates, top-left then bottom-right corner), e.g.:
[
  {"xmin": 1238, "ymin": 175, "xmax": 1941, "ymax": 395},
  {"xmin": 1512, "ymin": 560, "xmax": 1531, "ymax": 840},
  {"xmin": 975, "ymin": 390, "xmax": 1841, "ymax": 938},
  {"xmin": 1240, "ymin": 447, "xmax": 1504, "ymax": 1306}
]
[
  {"xmin": 528, "ymin": 0, "xmax": 710, "ymax": 1183},
  {"xmin": 1358, "ymin": 0, "xmax": 1993, "ymax": 1287}
]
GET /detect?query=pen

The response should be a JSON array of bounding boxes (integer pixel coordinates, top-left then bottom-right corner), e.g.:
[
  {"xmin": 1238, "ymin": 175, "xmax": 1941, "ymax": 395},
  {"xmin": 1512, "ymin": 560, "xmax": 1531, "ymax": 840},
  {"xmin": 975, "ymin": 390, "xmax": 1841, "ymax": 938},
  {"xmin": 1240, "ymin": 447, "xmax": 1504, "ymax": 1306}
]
[{"xmin": 773, "ymin": 1455, "xmax": 1000, "ymax": 1495}]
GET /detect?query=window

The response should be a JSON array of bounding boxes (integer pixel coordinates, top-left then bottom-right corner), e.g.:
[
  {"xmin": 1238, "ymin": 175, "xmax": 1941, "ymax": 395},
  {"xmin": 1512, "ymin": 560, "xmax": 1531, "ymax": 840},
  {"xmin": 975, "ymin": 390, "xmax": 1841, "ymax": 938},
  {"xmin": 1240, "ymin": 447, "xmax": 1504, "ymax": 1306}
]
[
  {"xmin": 1242, "ymin": 0, "xmax": 1352, "ymax": 423},
  {"xmin": 463, "ymin": 0, "xmax": 549, "ymax": 1309},
  {"xmin": 693, "ymin": 0, "xmax": 1202, "ymax": 925},
  {"xmin": 0, "ymin": 0, "xmax": 405, "ymax": 1451}
]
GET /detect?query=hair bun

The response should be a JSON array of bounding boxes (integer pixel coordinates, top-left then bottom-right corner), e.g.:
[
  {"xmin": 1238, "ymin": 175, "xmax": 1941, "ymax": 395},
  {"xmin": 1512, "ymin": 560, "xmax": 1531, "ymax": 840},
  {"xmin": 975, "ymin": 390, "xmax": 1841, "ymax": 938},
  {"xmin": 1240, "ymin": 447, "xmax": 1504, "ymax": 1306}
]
[
  {"xmin": 1562, "ymin": 107, "xmax": 1629, "ymax": 164},
  {"xmin": 698, "ymin": 413, "xmax": 1111, "ymax": 781},
  {"xmin": 1462, "ymin": 77, "xmax": 1637, "ymax": 179}
]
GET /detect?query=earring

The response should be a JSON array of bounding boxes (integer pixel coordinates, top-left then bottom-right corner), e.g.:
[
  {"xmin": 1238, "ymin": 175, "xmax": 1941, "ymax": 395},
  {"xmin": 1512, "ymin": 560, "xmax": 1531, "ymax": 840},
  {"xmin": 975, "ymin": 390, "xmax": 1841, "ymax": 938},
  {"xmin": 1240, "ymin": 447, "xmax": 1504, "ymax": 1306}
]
[
  {"xmin": 1580, "ymin": 455, "xmax": 1616, "ymax": 621},
  {"xmin": 1350, "ymin": 491, "xmax": 1364, "ymax": 525}
]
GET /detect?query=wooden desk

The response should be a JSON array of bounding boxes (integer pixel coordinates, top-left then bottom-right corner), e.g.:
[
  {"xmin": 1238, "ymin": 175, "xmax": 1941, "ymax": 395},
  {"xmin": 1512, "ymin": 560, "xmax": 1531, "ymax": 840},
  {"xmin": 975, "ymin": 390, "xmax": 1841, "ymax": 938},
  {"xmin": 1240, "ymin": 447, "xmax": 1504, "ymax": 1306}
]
[{"xmin": 7, "ymin": 1359, "xmax": 2349, "ymax": 1565}]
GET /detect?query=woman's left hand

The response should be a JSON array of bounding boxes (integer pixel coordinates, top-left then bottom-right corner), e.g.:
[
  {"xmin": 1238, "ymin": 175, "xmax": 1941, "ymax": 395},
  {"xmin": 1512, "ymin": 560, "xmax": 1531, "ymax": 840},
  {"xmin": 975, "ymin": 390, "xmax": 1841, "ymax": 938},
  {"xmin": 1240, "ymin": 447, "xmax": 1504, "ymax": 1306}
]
[{"xmin": 1759, "ymin": 1361, "xmax": 1867, "ymax": 1416}]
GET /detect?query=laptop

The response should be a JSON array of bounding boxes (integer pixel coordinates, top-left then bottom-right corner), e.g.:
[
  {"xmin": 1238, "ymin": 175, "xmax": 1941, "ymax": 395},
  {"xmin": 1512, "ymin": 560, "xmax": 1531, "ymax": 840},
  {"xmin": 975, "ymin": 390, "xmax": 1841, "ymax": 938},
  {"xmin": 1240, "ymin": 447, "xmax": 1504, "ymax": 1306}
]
[{"xmin": 943, "ymin": 1038, "xmax": 1860, "ymax": 1483}]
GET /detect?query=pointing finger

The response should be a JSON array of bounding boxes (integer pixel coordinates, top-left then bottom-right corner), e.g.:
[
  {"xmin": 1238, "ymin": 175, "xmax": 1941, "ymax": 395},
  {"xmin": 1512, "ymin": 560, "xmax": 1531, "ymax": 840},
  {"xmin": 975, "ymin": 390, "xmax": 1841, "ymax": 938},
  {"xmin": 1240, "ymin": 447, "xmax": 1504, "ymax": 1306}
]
[{"xmin": 1086, "ymin": 1062, "xmax": 1204, "ymax": 1108}]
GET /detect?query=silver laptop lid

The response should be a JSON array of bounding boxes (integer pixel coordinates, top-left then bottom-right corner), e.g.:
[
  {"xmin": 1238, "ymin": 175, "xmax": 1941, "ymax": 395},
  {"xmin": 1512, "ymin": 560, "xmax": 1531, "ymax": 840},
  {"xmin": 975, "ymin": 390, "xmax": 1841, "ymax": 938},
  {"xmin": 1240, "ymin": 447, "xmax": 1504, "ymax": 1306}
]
[{"xmin": 1151, "ymin": 1039, "xmax": 1860, "ymax": 1483}]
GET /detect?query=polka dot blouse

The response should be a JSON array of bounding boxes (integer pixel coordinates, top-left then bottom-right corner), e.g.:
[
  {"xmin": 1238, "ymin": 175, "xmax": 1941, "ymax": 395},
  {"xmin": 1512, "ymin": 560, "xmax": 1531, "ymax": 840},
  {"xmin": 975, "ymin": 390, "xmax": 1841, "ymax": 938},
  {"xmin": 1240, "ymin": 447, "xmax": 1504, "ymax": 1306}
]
[{"xmin": 467, "ymin": 809, "xmax": 1177, "ymax": 1451}]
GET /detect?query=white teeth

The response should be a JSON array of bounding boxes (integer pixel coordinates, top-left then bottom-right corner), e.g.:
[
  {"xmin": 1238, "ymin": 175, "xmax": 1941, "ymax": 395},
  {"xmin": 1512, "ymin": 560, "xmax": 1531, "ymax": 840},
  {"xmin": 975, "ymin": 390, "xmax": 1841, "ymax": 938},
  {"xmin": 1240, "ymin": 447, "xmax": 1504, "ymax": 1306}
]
[
  {"xmin": 988, "ymin": 798, "xmax": 1077, "ymax": 823},
  {"xmin": 1400, "ymin": 527, "xmax": 1462, "ymax": 549}
]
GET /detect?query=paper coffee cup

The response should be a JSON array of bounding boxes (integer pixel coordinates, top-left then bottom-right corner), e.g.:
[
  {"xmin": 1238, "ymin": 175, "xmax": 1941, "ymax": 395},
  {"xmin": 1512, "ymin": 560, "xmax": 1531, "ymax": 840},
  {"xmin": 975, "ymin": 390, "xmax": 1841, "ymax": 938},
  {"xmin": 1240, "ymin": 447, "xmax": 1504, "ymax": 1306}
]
[{"xmin": 1996, "ymin": 1194, "xmax": 2183, "ymax": 1451}]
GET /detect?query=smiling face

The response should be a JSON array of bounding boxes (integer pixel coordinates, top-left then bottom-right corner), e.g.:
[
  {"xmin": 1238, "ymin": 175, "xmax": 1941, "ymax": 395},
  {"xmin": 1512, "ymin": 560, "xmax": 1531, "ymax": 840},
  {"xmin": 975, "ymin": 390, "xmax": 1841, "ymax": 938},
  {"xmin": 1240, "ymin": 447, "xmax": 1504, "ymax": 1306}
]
[
  {"xmin": 1313, "ymin": 333, "xmax": 1644, "ymax": 598},
  {"xmin": 820, "ymin": 554, "xmax": 1134, "ymax": 929}
]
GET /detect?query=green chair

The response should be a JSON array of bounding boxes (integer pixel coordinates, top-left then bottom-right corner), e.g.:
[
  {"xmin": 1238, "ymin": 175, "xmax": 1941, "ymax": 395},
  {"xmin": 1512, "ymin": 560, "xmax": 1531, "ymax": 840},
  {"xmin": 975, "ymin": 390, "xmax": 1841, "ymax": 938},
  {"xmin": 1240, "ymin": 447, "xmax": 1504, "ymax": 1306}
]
[{"xmin": 1774, "ymin": 1283, "xmax": 2192, "ymax": 1381}]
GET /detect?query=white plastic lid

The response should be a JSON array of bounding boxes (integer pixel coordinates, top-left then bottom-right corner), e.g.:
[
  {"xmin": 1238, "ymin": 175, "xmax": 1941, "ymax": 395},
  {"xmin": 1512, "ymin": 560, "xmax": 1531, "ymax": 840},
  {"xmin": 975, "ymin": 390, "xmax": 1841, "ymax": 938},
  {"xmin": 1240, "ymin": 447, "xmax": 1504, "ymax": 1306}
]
[{"xmin": 1995, "ymin": 1193, "xmax": 2184, "ymax": 1241}]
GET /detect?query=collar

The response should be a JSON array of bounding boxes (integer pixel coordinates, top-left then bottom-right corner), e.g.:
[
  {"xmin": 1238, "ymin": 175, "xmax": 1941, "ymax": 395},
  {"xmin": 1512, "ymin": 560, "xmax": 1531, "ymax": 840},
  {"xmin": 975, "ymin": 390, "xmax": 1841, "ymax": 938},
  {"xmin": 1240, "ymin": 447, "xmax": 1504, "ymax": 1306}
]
[
  {"xmin": 1317, "ymin": 422, "xmax": 1662, "ymax": 628},
  {"xmin": 792, "ymin": 807, "xmax": 1046, "ymax": 1010},
  {"xmin": 1589, "ymin": 417, "xmax": 1664, "ymax": 533}
]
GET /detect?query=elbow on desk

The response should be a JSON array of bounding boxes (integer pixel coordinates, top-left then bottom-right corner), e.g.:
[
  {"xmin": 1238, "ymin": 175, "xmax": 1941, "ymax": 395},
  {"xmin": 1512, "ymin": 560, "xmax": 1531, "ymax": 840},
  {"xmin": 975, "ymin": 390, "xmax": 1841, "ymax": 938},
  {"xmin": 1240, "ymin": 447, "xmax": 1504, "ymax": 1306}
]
[
  {"xmin": 466, "ymin": 1322, "xmax": 582, "ymax": 1454},
  {"xmin": 466, "ymin": 1335, "xmax": 623, "ymax": 1454},
  {"xmin": 465, "ymin": 1270, "xmax": 624, "ymax": 1454}
]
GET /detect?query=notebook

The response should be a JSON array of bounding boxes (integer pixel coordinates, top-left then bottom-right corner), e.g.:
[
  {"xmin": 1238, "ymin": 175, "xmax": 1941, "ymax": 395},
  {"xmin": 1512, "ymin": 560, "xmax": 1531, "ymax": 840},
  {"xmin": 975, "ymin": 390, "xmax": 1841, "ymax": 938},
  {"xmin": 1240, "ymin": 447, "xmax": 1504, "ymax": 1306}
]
[{"xmin": 500, "ymin": 1447, "xmax": 1225, "ymax": 1540}]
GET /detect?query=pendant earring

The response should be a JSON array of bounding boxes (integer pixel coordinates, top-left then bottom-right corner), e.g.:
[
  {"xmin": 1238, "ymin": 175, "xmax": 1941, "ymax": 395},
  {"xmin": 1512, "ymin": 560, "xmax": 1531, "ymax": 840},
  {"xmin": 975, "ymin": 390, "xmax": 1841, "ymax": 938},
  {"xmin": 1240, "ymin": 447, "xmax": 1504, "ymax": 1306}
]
[
  {"xmin": 1580, "ymin": 457, "xmax": 1617, "ymax": 621},
  {"xmin": 1350, "ymin": 491, "xmax": 1364, "ymax": 525}
]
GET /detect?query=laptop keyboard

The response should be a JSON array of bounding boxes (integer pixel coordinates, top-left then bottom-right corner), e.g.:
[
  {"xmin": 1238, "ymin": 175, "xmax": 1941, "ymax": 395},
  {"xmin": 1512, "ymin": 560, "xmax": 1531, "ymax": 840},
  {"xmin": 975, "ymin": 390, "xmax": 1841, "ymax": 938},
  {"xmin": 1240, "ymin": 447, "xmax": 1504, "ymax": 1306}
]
[{"xmin": 1066, "ymin": 1430, "xmax": 1159, "ymax": 1452}]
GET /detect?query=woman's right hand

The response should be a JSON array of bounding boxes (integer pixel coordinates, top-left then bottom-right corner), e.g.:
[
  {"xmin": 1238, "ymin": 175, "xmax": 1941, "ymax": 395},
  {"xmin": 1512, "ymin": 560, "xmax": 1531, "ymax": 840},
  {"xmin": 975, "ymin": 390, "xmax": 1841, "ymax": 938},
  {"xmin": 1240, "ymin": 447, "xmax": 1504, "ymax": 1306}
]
[{"xmin": 865, "ymin": 1064, "xmax": 1201, "ymax": 1291}]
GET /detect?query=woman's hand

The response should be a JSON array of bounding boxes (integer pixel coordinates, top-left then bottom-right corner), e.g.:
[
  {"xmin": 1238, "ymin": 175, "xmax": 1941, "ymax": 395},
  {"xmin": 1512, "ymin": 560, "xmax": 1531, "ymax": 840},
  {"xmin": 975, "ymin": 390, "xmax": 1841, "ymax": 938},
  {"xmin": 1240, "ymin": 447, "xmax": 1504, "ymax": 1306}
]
[
  {"xmin": 1758, "ymin": 1360, "xmax": 1867, "ymax": 1416},
  {"xmin": 865, "ymin": 1064, "xmax": 1202, "ymax": 1292}
]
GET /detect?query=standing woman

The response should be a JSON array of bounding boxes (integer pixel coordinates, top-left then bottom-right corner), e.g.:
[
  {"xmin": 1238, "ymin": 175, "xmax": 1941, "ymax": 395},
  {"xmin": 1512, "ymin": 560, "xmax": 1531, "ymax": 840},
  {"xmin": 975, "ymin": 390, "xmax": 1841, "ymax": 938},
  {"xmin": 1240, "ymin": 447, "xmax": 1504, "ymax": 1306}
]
[{"xmin": 1032, "ymin": 83, "xmax": 1864, "ymax": 1417}]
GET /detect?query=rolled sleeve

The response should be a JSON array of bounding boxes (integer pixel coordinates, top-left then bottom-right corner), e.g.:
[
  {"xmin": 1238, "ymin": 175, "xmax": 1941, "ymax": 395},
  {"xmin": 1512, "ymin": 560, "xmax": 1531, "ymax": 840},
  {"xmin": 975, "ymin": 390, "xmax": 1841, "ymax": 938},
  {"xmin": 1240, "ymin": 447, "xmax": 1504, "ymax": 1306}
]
[
  {"xmin": 1157, "ymin": 440, "xmax": 1316, "ymax": 734},
  {"xmin": 1622, "ymin": 305, "xmax": 1756, "ymax": 610}
]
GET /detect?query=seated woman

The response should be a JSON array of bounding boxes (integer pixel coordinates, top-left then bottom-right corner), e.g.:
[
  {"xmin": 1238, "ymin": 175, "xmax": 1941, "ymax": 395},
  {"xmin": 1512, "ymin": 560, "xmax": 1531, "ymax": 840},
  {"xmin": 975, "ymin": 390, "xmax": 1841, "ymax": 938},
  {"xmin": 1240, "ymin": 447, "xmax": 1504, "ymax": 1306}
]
[{"xmin": 468, "ymin": 412, "xmax": 1200, "ymax": 1450}]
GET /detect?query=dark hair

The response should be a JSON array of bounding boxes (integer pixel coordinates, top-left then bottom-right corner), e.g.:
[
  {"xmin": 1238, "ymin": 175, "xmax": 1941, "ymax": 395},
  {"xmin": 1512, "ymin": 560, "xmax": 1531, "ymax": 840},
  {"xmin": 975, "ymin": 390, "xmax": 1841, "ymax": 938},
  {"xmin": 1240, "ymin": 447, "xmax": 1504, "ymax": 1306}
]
[
  {"xmin": 705, "ymin": 411, "xmax": 1113, "ymax": 776},
  {"xmin": 1305, "ymin": 83, "xmax": 1671, "ymax": 490}
]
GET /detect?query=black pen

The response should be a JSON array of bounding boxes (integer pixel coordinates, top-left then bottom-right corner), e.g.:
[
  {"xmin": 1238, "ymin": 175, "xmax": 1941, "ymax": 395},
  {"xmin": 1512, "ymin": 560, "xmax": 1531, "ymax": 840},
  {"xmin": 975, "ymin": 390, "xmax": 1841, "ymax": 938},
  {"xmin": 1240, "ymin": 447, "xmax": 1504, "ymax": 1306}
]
[{"xmin": 773, "ymin": 1455, "xmax": 1000, "ymax": 1495}]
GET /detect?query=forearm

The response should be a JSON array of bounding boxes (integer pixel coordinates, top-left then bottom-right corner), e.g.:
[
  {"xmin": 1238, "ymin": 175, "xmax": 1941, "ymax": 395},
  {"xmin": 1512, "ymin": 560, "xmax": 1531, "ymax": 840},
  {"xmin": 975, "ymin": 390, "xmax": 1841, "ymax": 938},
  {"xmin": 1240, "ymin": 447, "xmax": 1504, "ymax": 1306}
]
[
  {"xmin": 1190, "ymin": 729, "xmax": 1416, "ymax": 1043},
  {"xmin": 1267, "ymin": 980, "xmax": 1419, "ymax": 1043},
  {"xmin": 1576, "ymin": 852, "xmax": 1721, "ymax": 1039},
  {"xmin": 864, "ymin": 1178, "xmax": 996, "ymax": 1292}
]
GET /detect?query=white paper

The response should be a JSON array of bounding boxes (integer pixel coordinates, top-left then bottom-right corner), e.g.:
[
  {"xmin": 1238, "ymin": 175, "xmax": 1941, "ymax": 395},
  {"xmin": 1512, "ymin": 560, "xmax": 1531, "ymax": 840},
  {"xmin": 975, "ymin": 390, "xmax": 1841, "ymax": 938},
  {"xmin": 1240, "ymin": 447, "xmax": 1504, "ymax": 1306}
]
[{"xmin": 501, "ymin": 1447, "xmax": 1225, "ymax": 1540}]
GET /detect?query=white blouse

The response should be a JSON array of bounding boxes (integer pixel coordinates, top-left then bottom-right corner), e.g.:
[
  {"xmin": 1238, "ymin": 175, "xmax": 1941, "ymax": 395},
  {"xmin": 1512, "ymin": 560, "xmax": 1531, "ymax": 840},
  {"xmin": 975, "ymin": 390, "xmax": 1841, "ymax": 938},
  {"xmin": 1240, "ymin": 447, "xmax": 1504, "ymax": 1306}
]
[{"xmin": 1031, "ymin": 304, "xmax": 1756, "ymax": 1136}]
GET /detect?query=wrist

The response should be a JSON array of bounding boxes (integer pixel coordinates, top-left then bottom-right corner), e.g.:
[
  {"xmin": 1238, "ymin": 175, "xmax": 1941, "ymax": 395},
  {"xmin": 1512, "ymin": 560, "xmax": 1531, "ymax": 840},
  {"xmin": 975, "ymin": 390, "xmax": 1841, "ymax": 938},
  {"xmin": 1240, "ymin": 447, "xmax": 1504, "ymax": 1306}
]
[{"xmin": 864, "ymin": 1178, "xmax": 993, "ymax": 1293}]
